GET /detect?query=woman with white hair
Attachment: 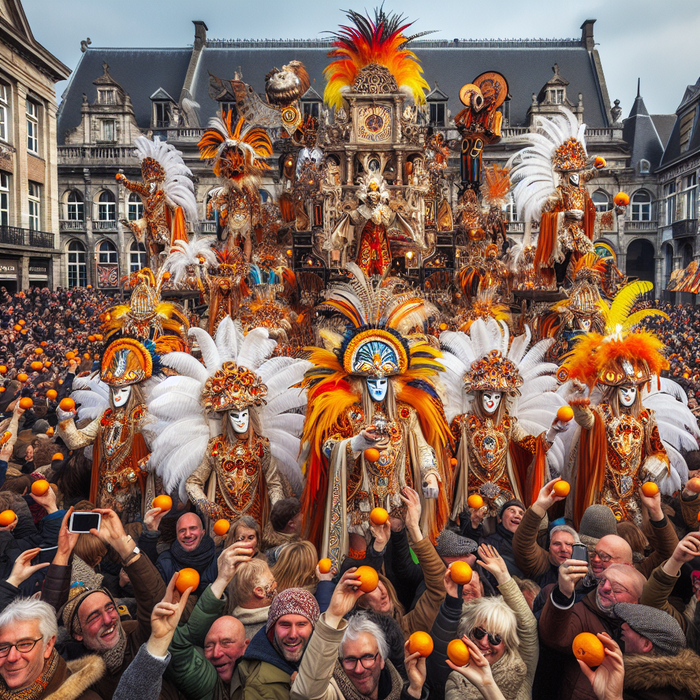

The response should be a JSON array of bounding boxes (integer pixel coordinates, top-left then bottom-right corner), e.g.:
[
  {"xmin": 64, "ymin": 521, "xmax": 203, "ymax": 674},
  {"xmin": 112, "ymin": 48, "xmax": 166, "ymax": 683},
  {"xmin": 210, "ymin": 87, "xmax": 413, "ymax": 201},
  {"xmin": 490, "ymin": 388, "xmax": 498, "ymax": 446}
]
[{"xmin": 444, "ymin": 544, "xmax": 538, "ymax": 700}]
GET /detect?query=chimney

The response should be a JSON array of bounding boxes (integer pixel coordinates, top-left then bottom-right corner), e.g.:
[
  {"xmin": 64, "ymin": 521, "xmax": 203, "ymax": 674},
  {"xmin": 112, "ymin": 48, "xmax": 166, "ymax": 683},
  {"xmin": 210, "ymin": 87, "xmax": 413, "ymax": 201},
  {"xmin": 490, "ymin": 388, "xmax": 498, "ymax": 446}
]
[
  {"xmin": 580, "ymin": 20, "xmax": 596, "ymax": 51},
  {"xmin": 193, "ymin": 21, "xmax": 208, "ymax": 51}
]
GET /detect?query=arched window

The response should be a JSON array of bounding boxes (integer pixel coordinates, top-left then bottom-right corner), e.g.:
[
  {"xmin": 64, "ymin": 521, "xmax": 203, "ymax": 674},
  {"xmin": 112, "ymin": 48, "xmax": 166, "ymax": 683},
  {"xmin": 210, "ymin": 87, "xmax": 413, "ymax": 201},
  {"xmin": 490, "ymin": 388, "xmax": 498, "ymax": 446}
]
[
  {"xmin": 97, "ymin": 239, "xmax": 118, "ymax": 264},
  {"xmin": 502, "ymin": 193, "xmax": 517, "ymax": 222},
  {"xmin": 66, "ymin": 191, "xmax": 84, "ymax": 221},
  {"xmin": 631, "ymin": 190, "xmax": 652, "ymax": 222},
  {"xmin": 67, "ymin": 240, "xmax": 87, "ymax": 287},
  {"xmin": 591, "ymin": 190, "xmax": 612, "ymax": 213},
  {"xmin": 97, "ymin": 190, "xmax": 115, "ymax": 221},
  {"xmin": 130, "ymin": 240, "xmax": 147, "ymax": 273},
  {"xmin": 128, "ymin": 192, "xmax": 143, "ymax": 221}
]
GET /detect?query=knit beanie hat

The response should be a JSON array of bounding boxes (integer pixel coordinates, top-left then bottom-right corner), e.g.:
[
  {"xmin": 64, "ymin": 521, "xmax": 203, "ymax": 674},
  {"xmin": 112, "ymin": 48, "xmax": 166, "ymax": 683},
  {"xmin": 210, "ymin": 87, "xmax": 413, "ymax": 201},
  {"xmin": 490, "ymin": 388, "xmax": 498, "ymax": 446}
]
[
  {"xmin": 60, "ymin": 585, "xmax": 117, "ymax": 636},
  {"xmin": 436, "ymin": 528, "xmax": 478, "ymax": 557},
  {"xmin": 498, "ymin": 499, "xmax": 525, "ymax": 519},
  {"xmin": 579, "ymin": 504, "xmax": 617, "ymax": 547},
  {"xmin": 614, "ymin": 603, "xmax": 686, "ymax": 656},
  {"xmin": 265, "ymin": 587, "xmax": 320, "ymax": 638}
]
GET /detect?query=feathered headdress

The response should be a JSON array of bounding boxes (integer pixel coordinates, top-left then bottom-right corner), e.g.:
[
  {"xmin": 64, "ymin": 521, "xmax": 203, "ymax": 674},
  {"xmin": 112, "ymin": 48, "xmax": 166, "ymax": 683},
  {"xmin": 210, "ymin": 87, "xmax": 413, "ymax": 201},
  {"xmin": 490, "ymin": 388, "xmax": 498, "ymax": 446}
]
[
  {"xmin": 198, "ymin": 111, "xmax": 272, "ymax": 190},
  {"xmin": 162, "ymin": 236, "xmax": 218, "ymax": 287},
  {"xmin": 323, "ymin": 7, "xmax": 432, "ymax": 109},
  {"xmin": 559, "ymin": 281, "xmax": 669, "ymax": 389}
]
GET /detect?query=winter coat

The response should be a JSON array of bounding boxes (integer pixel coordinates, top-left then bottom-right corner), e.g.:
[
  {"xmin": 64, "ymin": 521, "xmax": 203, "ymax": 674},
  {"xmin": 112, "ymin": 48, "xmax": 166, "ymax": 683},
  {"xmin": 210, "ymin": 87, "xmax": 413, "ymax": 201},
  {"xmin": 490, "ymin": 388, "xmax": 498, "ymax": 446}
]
[
  {"xmin": 34, "ymin": 654, "xmax": 105, "ymax": 700},
  {"xmin": 231, "ymin": 605, "xmax": 271, "ymax": 642},
  {"xmin": 623, "ymin": 649, "xmax": 700, "ymax": 699},
  {"xmin": 155, "ymin": 535, "xmax": 219, "ymax": 597},
  {"xmin": 512, "ymin": 506, "xmax": 559, "ymax": 587},
  {"xmin": 113, "ymin": 645, "xmax": 170, "ymax": 700},
  {"xmin": 640, "ymin": 561, "xmax": 686, "ymax": 632}
]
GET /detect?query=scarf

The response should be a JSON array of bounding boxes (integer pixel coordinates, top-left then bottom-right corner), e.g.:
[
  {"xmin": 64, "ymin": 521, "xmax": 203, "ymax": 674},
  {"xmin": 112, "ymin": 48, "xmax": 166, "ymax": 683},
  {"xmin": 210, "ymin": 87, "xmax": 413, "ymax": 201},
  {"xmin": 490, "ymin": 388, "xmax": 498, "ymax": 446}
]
[
  {"xmin": 331, "ymin": 659, "xmax": 403, "ymax": 700},
  {"xmin": 102, "ymin": 625, "xmax": 128, "ymax": 673},
  {"xmin": 449, "ymin": 650, "xmax": 527, "ymax": 700},
  {"xmin": 170, "ymin": 534, "xmax": 216, "ymax": 571},
  {"xmin": 0, "ymin": 649, "xmax": 59, "ymax": 700}
]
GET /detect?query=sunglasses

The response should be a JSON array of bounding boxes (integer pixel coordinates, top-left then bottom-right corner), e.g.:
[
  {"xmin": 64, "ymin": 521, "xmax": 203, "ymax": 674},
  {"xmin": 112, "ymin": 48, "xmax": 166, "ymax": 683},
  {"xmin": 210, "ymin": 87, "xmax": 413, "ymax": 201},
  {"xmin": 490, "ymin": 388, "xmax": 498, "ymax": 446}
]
[{"xmin": 470, "ymin": 626, "xmax": 502, "ymax": 646}]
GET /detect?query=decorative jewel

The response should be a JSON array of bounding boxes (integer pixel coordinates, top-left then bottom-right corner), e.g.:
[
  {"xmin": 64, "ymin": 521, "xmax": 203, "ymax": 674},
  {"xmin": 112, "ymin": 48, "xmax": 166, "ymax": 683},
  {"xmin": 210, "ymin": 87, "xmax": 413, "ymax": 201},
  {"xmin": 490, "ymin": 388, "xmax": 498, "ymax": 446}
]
[{"xmin": 202, "ymin": 360, "xmax": 268, "ymax": 412}]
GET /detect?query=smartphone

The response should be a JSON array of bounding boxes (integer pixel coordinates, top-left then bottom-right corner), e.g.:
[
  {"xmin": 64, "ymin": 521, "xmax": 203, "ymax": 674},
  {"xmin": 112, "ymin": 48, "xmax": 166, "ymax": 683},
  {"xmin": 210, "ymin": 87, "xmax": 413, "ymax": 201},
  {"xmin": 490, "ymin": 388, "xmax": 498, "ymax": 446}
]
[
  {"xmin": 68, "ymin": 511, "xmax": 101, "ymax": 534},
  {"xmin": 571, "ymin": 543, "xmax": 589, "ymax": 563}
]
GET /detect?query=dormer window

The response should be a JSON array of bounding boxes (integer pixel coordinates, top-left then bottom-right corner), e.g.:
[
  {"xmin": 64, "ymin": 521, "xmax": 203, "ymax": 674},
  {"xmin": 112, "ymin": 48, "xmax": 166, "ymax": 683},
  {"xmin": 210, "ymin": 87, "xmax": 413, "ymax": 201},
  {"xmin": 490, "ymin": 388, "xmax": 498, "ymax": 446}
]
[
  {"xmin": 426, "ymin": 84, "xmax": 449, "ymax": 128},
  {"xmin": 150, "ymin": 88, "xmax": 176, "ymax": 129},
  {"xmin": 102, "ymin": 119, "xmax": 115, "ymax": 142},
  {"xmin": 301, "ymin": 86, "xmax": 322, "ymax": 121},
  {"xmin": 97, "ymin": 89, "xmax": 116, "ymax": 105}
]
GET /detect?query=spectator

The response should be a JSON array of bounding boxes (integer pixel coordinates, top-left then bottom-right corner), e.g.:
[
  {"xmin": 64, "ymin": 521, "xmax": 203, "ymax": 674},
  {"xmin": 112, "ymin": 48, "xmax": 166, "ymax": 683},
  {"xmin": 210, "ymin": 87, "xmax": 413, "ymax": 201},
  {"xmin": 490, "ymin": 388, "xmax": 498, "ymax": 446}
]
[
  {"xmin": 272, "ymin": 540, "xmax": 318, "ymax": 593},
  {"xmin": 229, "ymin": 559, "xmax": 277, "ymax": 639},
  {"xmin": 225, "ymin": 516, "xmax": 261, "ymax": 558},
  {"xmin": 263, "ymin": 497, "xmax": 302, "ymax": 552},
  {"xmin": 479, "ymin": 500, "xmax": 524, "ymax": 580}
]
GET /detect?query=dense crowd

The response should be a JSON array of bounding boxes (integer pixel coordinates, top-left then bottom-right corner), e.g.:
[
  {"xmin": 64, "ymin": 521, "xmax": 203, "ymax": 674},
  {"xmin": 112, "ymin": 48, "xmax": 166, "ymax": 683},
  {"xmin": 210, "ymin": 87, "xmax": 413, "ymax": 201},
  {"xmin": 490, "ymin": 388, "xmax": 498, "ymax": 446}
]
[{"xmin": 1, "ymin": 287, "xmax": 700, "ymax": 700}]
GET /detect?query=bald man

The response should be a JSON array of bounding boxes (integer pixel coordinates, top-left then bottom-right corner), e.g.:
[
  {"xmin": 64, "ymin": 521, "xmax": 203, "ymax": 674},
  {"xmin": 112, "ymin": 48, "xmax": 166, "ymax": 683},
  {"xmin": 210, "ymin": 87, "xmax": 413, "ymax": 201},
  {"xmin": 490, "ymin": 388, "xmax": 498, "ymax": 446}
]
[
  {"xmin": 204, "ymin": 616, "xmax": 249, "ymax": 684},
  {"xmin": 589, "ymin": 534, "xmax": 633, "ymax": 579}
]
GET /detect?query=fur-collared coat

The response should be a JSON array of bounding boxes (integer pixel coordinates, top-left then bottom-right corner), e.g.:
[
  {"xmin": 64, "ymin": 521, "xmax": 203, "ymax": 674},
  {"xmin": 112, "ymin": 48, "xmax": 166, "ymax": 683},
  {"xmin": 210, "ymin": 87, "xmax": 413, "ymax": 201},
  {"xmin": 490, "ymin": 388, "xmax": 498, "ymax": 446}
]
[
  {"xmin": 623, "ymin": 649, "xmax": 700, "ymax": 699},
  {"xmin": 42, "ymin": 654, "xmax": 105, "ymax": 700}
]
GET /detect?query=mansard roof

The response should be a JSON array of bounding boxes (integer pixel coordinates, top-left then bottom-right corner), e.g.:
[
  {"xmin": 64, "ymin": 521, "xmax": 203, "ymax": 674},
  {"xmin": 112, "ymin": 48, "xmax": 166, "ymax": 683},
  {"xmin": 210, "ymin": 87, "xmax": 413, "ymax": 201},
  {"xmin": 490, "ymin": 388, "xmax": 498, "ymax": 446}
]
[{"xmin": 658, "ymin": 76, "xmax": 700, "ymax": 170}]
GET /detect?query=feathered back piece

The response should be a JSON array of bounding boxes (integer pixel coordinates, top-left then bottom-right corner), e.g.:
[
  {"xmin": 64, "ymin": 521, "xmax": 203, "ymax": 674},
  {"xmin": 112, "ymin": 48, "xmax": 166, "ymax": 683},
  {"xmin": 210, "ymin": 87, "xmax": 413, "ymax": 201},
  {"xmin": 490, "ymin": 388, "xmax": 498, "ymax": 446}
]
[
  {"xmin": 480, "ymin": 164, "xmax": 511, "ymax": 209},
  {"xmin": 162, "ymin": 236, "xmax": 217, "ymax": 287},
  {"xmin": 323, "ymin": 7, "xmax": 431, "ymax": 109},
  {"xmin": 134, "ymin": 136, "xmax": 198, "ymax": 225},
  {"xmin": 560, "ymin": 281, "xmax": 669, "ymax": 389},
  {"xmin": 198, "ymin": 111, "xmax": 272, "ymax": 189},
  {"xmin": 506, "ymin": 107, "xmax": 587, "ymax": 223}
]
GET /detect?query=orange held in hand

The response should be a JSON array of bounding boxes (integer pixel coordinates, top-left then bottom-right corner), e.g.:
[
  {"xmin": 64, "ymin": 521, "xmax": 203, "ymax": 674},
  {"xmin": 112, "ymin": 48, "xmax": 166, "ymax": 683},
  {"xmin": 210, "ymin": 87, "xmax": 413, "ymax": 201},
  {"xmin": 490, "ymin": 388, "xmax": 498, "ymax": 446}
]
[
  {"xmin": 152, "ymin": 495, "xmax": 173, "ymax": 512},
  {"xmin": 557, "ymin": 405, "xmax": 574, "ymax": 422},
  {"xmin": 355, "ymin": 565, "xmax": 379, "ymax": 592},
  {"xmin": 213, "ymin": 519, "xmax": 230, "ymax": 536},
  {"xmin": 447, "ymin": 639, "xmax": 471, "ymax": 666},
  {"xmin": 0, "ymin": 366, "xmax": 6, "ymax": 374},
  {"xmin": 614, "ymin": 192, "xmax": 630, "ymax": 207},
  {"xmin": 450, "ymin": 560, "xmax": 473, "ymax": 584},
  {"xmin": 66, "ymin": 352, "xmax": 75, "ymax": 360},
  {"xmin": 408, "ymin": 631, "xmax": 434, "ymax": 657},
  {"xmin": 572, "ymin": 632, "xmax": 605, "ymax": 667},
  {"xmin": 318, "ymin": 558, "xmax": 332, "ymax": 574},
  {"xmin": 0, "ymin": 510, "xmax": 16, "ymax": 526},
  {"xmin": 370, "ymin": 507, "xmax": 389, "ymax": 525},
  {"xmin": 467, "ymin": 494, "xmax": 484, "ymax": 510},
  {"xmin": 553, "ymin": 481, "xmax": 571, "ymax": 497},
  {"xmin": 59, "ymin": 398, "xmax": 75, "ymax": 412},
  {"xmin": 364, "ymin": 448, "xmax": 380, "ymax": 463},
  {"xmin": 18, "ymin": 397, "xmax": 33, "ymax": 410},
  {"xmin": 31, "ymin": 361, "xmax": 43, "ymax": 371},
  {"xmin": 0, "ymin": 431, "xmax": 10, "ymax": 445},
  {"xmin": 641, "ymin": 482, "xmax": 659, "ymax": 497},
  {"xmin": 46, "ymin": 389, "xmax": 57, "ymax": 400},
  {"xmin": 52, "ymin": 453, "xmax": 64, "ymax": 462},
  {"xmin": 175, "ymin": 568, "xmax": 200, "ymax": 593},
  {"xmin": 17, "ymin": 373, "xmax": 28, "ymax": 382},
  {"xmin": 31, "ymin": 480, "xmax": 50, "ymax": 496}
]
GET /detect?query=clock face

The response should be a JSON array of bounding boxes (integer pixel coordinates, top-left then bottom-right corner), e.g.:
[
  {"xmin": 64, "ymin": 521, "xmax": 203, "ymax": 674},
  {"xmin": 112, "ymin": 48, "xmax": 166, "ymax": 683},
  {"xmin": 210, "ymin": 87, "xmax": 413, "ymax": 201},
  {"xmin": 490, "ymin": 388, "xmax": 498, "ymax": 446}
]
[{"xmin": 357, "ymin": 105, "xmax": 392, "ymax": 143}]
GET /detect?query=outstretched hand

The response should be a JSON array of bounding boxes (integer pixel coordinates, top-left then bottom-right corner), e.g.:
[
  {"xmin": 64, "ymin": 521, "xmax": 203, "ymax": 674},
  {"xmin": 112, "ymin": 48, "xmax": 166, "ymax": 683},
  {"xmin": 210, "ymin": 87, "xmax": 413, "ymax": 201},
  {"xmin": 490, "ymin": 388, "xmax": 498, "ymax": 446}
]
[
  {"xmin": 54, "ymin": 507, "xmax": 79, "ymax": 566},
  {"xmin": 534, "ymin": 478, "xmax": 568, "ymax": 514},
  {"xmin": 477, "ymin": 543, "xmax": 510, "ymax": 585},
  {"xmin": 404, "ymin": 640, "xmax": 427, "ymax": 699},
  {"xmin": 7, "ymin": 548, "xmax": 49, "ymax": 588},
  {"xmin": 325, "ymin": 568, "xmax": 365, "ymax": 628},
  {"xmin": 400, "ymin": 487, "xmax": 422, "ymax": 539},
  {"xmin": 577, "ymin": 633, "xmax": 625, "ymax": 700},
  {"xmin": 147, "ymin": 571, "xmax": 192, "ymax": 657}
]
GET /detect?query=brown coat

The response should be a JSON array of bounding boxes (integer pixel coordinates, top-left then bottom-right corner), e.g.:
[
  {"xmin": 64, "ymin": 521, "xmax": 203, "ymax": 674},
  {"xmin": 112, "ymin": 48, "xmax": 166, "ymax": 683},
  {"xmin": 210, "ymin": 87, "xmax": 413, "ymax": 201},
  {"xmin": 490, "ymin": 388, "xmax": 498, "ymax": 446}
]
[
  {"xmin": 623, "ymin": 649, "xmax": 700, "ymax": 699},
  {"xmin": 42, "ymin": 654, "xmax": 105, "ymax": 700},
  {"xmin": 512, "ymin": 506, "xmax": 552, "ymax": 581},
  {"xmin": 640, "ymin": 561, "xmax": 686, "ymax": 632},
  {"xmin": 637, "ymin": 517, "xmax": 679, "ymax": 580}
]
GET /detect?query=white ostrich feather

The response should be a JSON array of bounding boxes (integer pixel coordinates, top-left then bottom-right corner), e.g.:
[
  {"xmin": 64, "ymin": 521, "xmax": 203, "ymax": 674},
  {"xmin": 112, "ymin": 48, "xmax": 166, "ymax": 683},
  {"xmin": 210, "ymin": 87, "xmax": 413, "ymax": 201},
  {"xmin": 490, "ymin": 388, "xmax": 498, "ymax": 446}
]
[
  {"xmin": 71, "ymin": 373, "xmax": 110, "ymax": 421},
  {"xmin": 163, "ymin": 236, "xmax": 217, "ymax": 286}
]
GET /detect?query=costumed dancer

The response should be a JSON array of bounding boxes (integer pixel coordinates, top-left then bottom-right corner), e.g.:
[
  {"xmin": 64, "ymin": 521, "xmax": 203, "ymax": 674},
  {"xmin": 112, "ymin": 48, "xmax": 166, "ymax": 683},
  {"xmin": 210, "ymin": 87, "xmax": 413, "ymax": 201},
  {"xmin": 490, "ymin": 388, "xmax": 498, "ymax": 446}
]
[
  {"xmin": 560, "ymin": 281, "xmax": 700, "ymax": 525},
  {"xmin": 147, "ymin": 317, "xmax": 310, "ymax": 530},
  {"xmin": 116, "ymin": 136, "xmax": 197, "ymax": 270},
  {"xmin": 300, "ymin": 263, "xmax": 451, "ymax": 566},
  {"xmin": 439, "ymin": 318, "xmax": 568, "ymax": 523}
]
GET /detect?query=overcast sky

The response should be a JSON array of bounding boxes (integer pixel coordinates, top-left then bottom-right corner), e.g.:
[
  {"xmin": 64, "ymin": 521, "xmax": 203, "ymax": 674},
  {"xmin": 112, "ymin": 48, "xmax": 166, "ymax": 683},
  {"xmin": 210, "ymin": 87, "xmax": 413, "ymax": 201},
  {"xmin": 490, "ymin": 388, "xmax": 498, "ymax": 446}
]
[{"xmin": 22, "ymin": 0, "xmax": 700, "ymax": 117}]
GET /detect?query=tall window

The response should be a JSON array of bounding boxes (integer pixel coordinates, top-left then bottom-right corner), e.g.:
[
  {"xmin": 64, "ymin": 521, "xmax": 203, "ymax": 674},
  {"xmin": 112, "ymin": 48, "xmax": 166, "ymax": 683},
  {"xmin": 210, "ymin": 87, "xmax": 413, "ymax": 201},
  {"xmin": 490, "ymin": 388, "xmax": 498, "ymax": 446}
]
[
  {"xmin": 26, "ymin": 100, "xmax": 38, "ymax": 154},
  {"xmin": 67, "ymin": 240, "xmax": 87, "ymax": 287},
  {"xmin": 553, "ymin": 88, "xmax": 564, "ymax": 104},
  {"xmin": 680, "ymin": 109, "xmax": 696, "ymax": 153},
  {"xmin": 631, "ymin": 191, "xmax": 651, "ymax": 222},
  {"xmin": 128, "ymin": 192, "xmax": 143, "ymax": 220},
  {"xmin": 97, "ymin": 190, "xmax": 116, "ymax": 221},
  {"xmin": 429, "ymin": 102, "xmax": 446, "ymax": 127},
  {"xmin": 102, "ymin": 120, "xmax": 115, "ymax": 141},
  {"xmin": 0, "ymin": 84, "xmax": 9, "ymax": 142},
  {"xmin": 154, "ymin": 102, "xmax": 170, "ymax": 128},
  {"xmin": 130, "ymin": 241, "xmax": 147, "ymax": 273},
  {"xmin": 502, "ymin": 194, "xmax": 517, "ymax": 222},
  {"xmin": 664, "ymin": 182, "xmax": 677, "ymax": 226},
  {"xmin": 28, "ymin": 181, "xmax": 40, "ymax": 230},
  {"xmin": 66, "ymin": 191, "xmax": 84, "ymax": 221},
  {"xmin": 97, "ymin": 239, "xmax": 118, "ymax": 264},
  {"xmin": 682, "ymin": 173, "xmax": 697, "ymax": 220},
  {"xmin": 0, "ymin": 173, "xmax": 9, "ymax": 227},
  {"xmin": 592, "ymin": 190, "xmax": 611, "ymax": 213}
]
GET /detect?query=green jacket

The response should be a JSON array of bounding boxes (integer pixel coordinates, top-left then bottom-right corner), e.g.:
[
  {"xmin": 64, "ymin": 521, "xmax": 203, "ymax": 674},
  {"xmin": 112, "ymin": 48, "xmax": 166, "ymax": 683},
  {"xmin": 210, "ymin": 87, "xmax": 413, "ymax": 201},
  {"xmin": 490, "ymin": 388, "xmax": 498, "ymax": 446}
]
[
  {"xmin": 230, "ymin": 658, "xmax": 293, "ymax": 700},
  {"xmin": 167, "ymin": 584, "xmax": 226, "ymax": 700}
]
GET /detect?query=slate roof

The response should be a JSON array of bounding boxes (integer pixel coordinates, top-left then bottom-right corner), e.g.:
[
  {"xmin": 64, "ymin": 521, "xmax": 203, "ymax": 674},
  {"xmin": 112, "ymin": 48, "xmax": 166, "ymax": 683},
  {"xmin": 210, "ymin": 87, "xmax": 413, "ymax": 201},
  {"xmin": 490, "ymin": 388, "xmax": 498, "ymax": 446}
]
[
  {"xmin": 622, "ymin": 94, "xmax": 664, "ymax": 170},
  {"xmin": 658, "ymin": 77, "xmax": 700, "ymax": 170}
]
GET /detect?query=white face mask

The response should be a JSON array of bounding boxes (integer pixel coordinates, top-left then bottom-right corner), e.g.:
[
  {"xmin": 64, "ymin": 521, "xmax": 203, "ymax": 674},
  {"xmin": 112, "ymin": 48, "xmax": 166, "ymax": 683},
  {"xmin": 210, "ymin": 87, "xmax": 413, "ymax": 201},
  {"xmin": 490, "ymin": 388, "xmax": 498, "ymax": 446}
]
[
  {"xmin": 481, "ymin": 391, "xmax": 503, "ymax": 415},
  {"xmin": 229, "ymin": 409, "xmax": 250, "ymax": 434},
  {"xmin": 366, "ymin": 377, "xmax": 388, "ymax": 402},
  {"xmin": 112, "ymin": 385, "xmax": 132, "ymax": 407},
  {"xmin": 618, "ymin": 386, "xmax": 637, "ymax": 407},
  {"xmin": 569, "ymin": 173, "xmax": 580, "ymax": 186}
]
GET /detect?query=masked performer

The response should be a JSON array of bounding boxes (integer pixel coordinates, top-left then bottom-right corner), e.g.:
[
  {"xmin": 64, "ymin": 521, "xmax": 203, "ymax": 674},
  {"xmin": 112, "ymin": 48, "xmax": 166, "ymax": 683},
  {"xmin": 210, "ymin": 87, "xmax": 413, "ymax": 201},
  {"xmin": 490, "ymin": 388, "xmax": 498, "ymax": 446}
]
[
  {"xmin": 300, "ymin": 264, "xmax": 451, "ymax": 565},
  {"xmin": 147, "ymin": 317, "xmax": 309, "ymax": 530},
  {"xmin": 439, "ymin": 319, "xmax": 568, "ymax": 522}
]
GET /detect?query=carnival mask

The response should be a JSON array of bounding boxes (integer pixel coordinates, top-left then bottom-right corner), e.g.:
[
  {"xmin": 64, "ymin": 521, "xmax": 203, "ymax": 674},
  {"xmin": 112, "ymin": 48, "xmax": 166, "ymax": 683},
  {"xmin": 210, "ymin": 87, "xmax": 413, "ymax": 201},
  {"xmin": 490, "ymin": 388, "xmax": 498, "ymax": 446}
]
[
  {"xmin": 230, "ymin": 409, "xmax": 250, "ymax": 434},
  {"xmin": 569, "ymin": 173, "xmax": 580, "ymax": 186},
  {"xmin": 618, "ymin": 385, "xmax": 637, "ymax": 408},
  {"xmin": 366, "ymin": 377, "xmax": 388, "ymax": 403},
  {"xmin": 111, "ymin": 385, "xmax": 132, "ymax": 408},
  {"xmin": 481, "ymin": 391, "xmax": 503, "ymax": 415}
]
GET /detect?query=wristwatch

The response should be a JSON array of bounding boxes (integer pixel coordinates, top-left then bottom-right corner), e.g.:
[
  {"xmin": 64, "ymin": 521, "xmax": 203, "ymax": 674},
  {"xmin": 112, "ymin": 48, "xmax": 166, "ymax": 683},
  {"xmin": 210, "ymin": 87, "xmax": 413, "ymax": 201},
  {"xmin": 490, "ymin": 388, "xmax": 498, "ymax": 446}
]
[{"xmin": 121, "ymin": 546, "xmax": 140, "ymax": 567}]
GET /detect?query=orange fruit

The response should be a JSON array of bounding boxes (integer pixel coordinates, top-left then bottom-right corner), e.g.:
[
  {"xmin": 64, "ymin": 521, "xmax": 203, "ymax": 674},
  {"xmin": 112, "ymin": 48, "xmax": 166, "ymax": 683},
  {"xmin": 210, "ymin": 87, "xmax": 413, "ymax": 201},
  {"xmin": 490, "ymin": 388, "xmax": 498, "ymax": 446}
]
[
  {"xmin": 31, "ymin": 479, "xmax": 49, "ymax": 496},
  {"xmin": 318, "ymin": 558, "xmax": 332, "ymax": 574},
  {"xmin": 152, "ymin": 495, "xmax": 173, "ymax": 512},
  {"xmin": 572, "ymin": 632, "xmax": 605, "ymax": 667},
  {"xmin": 66, "ymin": 352, "xmax": 75, "ymax": 360},
  {"xmin": 175, "ymin": 568, "xmax": 200, "ymax": 593},
  {"xmin": 408, "ymin": 631, "xmax": 434, "ymax": 657},
  {"xmin": 44, "ymin": 362, "xmax": 51, "ymax": 368},
  {"xmin": 614, "ymin": 192, "xmax": 630, "ymax": 207},
  {"xmin": 83, "ymin": 353, "xmax": 90, "ymax": 360},
  {"xmin": 18, "ymin": 397, "xmax": 33, "ymax": 410},
  {"xmin": 355, "ymin": 565, "xmax": 379, "ymax": 593},
  {"xmin": 594, "ymin": 156, "xmax": 607, "ymax": 169},
  {"xmin": 46, "ymin": 390, "xmax": 57, "ymax": 400},
  {"xmin": 370, "ymin": 507, "xmax": 389, "ymax": 526},
  {"xmin": 40, "ymin": 341, "xmax": 47, "ymax": 347},
  {"xmin": 557, "ymin": 405, "xmax": 574, "ymax": 422},
  {"xmin": 364, "ymin": 448, "xmax": 380, "ymax": 463},
  {"xmin": 18, "ymin": 320, "xmax": 25, "ymax": 326},
  {"xmin": 467, "ymin": 494, "xmax": 484, "ymax": 510},
  {"xmin": 17, "ymin": 373, "xmax": 28, "ymax": 382},
  {"xmin": 95, "ymin": 334, "xmax": 103, "ymax": 341},
  {"xmin": 66, "ymin": 329, "xmax": 73, "ymax": 334},
  {"xmin": 31, "ymin": 361, "xmax": 43, "ymax": 371},
  {"xmin": 0, "ymin": 510, "xmax": 16, "ymax": 526},
  {"xmin": 641, "ymin": 482, "xmax": 659, "ymax": 497},
  {"xmin": 163, "ymin": 272, "xmax": 171, "ymax": 280},
  {"xmin": 52, "ymin": 453, "xmax": 64, "ymax": 461},
  {"xmin": 13, "ymin": 325, "xmax": 20, "ymax": 331},
  {"xmin": 450, "ymin": 457, "xmax": 457, "ymax": 466},
  {"xmin": 447, "ymin": 638, "xmax": 471, "ymax": 666},
  {"xmin": 213, "ymin": 519, "xmax": 230, "ymax": 536},
  {"xmin": 0, "ymin": 387, "xmax": 5, "ymax": 393},
  {"xmin": 34, "ymin": 348, "xmax": 43, "ymax": 355},
  {"xmin": 553, "ymin": 481, "xmax": 571, "ymax": 497},
  {"xmin": 59, "ymin": 398, "xmax": 75, "ymax": 412},
  {"xmin": 88, "ymin": 335, "xmax": 95, "ymax": 342},
  {"xmin": 0, "ymin": 431, "xmax": 11, "ymax": 444},
  {"xmin": 0, "ymin": 366, "xmax": 6, "ymax": 374},
  {"xmin": 46, "ymin": 427, "xmax": 54, "ymax": 437},
  {"xmin": 686, "ymin": 477, "xmax": 700, "ymax": 493},
  {"xmin": 450, "ymin": 561, "xmax": 473, "ymax": 584}
]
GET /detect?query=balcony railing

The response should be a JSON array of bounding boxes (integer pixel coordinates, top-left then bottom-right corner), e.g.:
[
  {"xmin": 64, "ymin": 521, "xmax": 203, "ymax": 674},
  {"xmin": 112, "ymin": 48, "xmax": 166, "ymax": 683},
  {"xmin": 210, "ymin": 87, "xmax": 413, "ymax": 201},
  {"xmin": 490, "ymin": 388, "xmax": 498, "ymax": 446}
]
[
  {"xmin": 199, "ymin": 221, "xmax": 217, "ymax": 234},
  {"xmin": 672, "ymin": 218, "xmax": 698, "ymax": 238},
  {"xmin": 625, "ymin": 220, "xmax": 658, "ymax": 232},
  {"xmin": 59, "ymin": 220, "xmax": 86, "ymax": 231},
  {"xmin": 93, "ymin": 220, "xmax": 117, "ymax": 231},
  {"xmin": 58, "ymin": 145, "xmax": 137, "ymax": 164},
  {"xmin": 0, "ymin": 225, "xmax": 55, "ymax": 249}
]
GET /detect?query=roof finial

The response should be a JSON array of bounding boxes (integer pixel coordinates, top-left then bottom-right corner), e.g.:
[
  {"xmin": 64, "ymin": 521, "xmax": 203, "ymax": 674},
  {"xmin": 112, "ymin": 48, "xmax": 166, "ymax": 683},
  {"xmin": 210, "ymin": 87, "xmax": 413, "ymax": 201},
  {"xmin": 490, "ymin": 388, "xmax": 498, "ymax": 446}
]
[{"xmin": 637, "ymin": 78, "xmax": 641, "ymax": 98}]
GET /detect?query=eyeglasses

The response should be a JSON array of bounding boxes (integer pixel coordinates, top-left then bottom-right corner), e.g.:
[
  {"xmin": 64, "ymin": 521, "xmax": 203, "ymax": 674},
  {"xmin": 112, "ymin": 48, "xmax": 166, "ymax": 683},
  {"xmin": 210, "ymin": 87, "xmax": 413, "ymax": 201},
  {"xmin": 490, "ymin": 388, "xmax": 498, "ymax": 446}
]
[
  {"xmin": 470, "ymin": 626, "xmax": 502, "ymax": 646},
  {"xmin": 340, "ymin": 652, "xmax": 379, "ymax": 671},
  {"xmin": 588, "ymin": 548, "xmax": 614, "ymax": 563},
  {"xmin": 0, "ymin": 638, "xmax": 43, "ymax": 657}
]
